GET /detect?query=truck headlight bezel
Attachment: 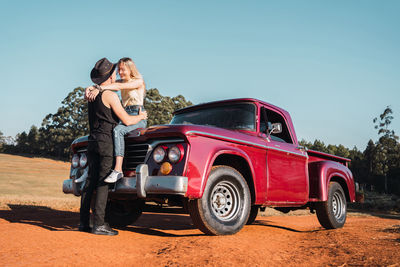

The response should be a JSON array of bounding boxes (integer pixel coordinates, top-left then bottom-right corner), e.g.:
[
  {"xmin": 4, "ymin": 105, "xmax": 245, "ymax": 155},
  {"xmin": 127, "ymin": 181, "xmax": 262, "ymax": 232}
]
[
  {"xmin": 79, "ymin": 153, "xmax": 88, "ymax": 168},
  {"xmin": 71, "ymin": 154, "xmax": 79, "ymax": 168},
  {"xmin": 153, "ymin": 146, "xmax": 166, "ymax": 163},
  {"xmin": 168, "ymin": 144, "xmax": 184, "ymax": 163}
]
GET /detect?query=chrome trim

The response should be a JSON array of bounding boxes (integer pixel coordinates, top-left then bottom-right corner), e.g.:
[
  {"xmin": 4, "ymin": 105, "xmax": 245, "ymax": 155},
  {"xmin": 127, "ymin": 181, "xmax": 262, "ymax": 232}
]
[
  {"xmin": 185, "ymin": 130, "xmax": 308, "ymax": 158},
  {"xmin": 62, "ymin": 164, "xmax": 188, "ymax": 197},
  {"xmin": 63, "ymin": 179, "xmax": 85, "ymax": 196},
  {"xmin": 146, "ymin": 176, "xmax": 188, "ymax": 195},
  {"xmin": 114, "ymin": 174, "xmax": 188, "ymax": 196},
  {"xmin": 267, "ymin": 145, "xmax": 307, "ymax": 158},
  {"xmin": 76, "ymin": 148, "xmax": 87, "ymax": 153},
  {"xmin": 147, "ymin": 138, "xmax": 185, "ymax": 149},
  {"xmin": 136, "ymin": 164, "xmax": 148, "ymax": 198},
  {"xmin": 74, "ymin": 166, "xmax": 88, "ymax": 183},
  {"xmin": 145, "ymin": 139, "xmax": 184, "ymax": 163},
  {"xmin": 63, "ymin": 179, "xmax": 73, "ymax": 194},
  {"xmin": 114, "ymin": 177, "xmax": 137, "ymax": 193},
  {"xmin": 125, "ymin": 138, "xmax": 185, "ymax": 167}
]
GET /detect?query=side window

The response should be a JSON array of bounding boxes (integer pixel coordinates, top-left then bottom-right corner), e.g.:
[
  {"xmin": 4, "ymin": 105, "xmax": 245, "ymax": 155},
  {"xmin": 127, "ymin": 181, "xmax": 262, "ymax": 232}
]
[{"xmin": 260, "ymin": 107, "xmax": 293, "ymax": 144}]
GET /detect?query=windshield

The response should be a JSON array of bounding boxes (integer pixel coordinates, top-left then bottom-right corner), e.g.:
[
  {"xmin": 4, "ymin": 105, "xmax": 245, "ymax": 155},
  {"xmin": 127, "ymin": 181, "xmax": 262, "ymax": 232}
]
[{"xmin": 170, "ymin": 103, "xmax": 256, "ymax": 131}]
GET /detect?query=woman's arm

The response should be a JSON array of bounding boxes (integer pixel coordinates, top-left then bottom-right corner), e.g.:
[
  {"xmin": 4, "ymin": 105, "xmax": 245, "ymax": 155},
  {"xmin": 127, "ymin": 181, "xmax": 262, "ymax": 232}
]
[
  {"xmin": 85, "ymin": 86, "xmax": 99, "ymax": 101},
  {"xmin": 85, "ymin": 79, "xmax": 144, "ymax": 102},
  {"xmin": 103, "ymin": 91, "xmax": 147, "ymax": 126},
  {"xmin": 101, "ymin": 79, "xmax": 144, "ymax": 90}
]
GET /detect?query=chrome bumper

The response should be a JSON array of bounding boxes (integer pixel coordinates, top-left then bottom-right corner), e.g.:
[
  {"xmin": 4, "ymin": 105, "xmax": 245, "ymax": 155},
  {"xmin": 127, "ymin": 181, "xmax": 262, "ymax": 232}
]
[{"xmin": 62, "ymin": 164, "xmax": 188, "ymax": 197}]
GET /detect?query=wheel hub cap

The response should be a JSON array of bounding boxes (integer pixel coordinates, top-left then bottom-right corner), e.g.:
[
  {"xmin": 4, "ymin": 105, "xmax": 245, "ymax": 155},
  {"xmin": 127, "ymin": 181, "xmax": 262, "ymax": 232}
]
[
  {"xmin": 332, "ymin": 191, "xmax": 345, "ymax": 221},
  {"xmin": 210, "ymin": 181, "xmax": 240, "ymax": 221}
]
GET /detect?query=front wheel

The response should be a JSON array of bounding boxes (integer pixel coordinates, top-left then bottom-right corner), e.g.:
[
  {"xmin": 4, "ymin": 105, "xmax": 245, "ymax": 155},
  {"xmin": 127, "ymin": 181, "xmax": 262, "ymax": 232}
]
[
  {"xmin": 105, "ymin": 199, "xmax": 144, "ymax": 228},
  {"xmin": 246, "ymin": 205, "xmax": 260, "ymax": 225},
  {"xmin": 188, "ymin": 166, "xmax": 251, "ymax": 235},
  {"xmin": 316, "ymin": 182, "xmax": 347, "ymax": 229}
]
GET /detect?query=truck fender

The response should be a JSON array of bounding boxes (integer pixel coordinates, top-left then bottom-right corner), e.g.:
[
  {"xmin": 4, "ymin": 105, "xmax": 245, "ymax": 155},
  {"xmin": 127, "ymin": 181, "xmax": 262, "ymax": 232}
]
[
  {"xmin": 200, "ymin": 147, "xmax": 257, "ymax": 201},
  {"xmin": 308, "ymin": 160, "xmax": 355, "ymax": 202}
]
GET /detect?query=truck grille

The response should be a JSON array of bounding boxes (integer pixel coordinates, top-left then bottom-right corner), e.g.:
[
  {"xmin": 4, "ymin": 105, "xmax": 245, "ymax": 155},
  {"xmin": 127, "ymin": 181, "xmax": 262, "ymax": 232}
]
[{"xmin": 123, "ymin": 142, "xmax": 150, "ymax": 170}]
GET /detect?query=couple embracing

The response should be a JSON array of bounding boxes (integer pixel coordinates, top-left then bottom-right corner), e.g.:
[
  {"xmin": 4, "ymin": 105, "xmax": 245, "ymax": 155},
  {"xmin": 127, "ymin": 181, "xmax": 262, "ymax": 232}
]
[{"xmin": 79, "ymin": 57, "xmax": 148, "ymax": 236}]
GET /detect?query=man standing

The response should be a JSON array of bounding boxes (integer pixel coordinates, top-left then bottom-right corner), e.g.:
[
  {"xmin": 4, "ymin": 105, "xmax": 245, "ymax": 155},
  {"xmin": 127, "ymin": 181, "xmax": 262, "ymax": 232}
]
[{"xmin": 79, "ymin": 58, "xmax": 147, "ymax": 235}]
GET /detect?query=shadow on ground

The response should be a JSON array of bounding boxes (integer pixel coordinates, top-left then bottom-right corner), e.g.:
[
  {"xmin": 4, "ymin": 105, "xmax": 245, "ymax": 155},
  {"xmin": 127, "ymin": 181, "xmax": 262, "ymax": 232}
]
[
  {"xmin": 251, "ymin": 220, "xmax": 322, "ymax": 233},
  {"xmin": 0, "ymin": 204, "xmax": 198, "ymax": 236},
  {"xmin": 0, "ymin": 204, "xmax": 78, "ymax": 231},
  {"xmin": 0, "ymin": 204, "xmax": 342, "ymax": 236},
  {"xmin": 119, "ymin": 212, "xmax": 204, "ymax": 237}
]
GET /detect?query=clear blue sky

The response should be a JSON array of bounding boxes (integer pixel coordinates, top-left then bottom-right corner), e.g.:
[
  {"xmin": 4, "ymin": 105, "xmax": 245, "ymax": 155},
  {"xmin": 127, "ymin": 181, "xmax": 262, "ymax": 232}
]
[{"xmin": 0, "ymin": 0, "xmax": 399, "ymax": 150}]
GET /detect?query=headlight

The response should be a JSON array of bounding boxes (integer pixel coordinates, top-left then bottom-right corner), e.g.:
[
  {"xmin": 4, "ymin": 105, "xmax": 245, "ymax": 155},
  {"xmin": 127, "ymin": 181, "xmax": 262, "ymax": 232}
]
[
  {"xmin": 71, "ymin": 154, "xmax": 79, "ymax": 168},
  {"xmin": 168, "ymin": 145, "xmax": 183, "ymax": 163},
  {"xmin": 153, "ymin": 146, "xmax": 166, "ymax": 163},
  {"xmin": 79, "ymin": 153, "xmax": 87, "ymax": 168}
]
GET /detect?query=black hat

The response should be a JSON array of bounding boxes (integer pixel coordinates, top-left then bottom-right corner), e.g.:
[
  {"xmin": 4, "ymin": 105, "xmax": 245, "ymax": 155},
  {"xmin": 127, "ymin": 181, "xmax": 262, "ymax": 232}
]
[{"xmin": 90, "ymin": 58, "xmax": 117, "ymax": 85}]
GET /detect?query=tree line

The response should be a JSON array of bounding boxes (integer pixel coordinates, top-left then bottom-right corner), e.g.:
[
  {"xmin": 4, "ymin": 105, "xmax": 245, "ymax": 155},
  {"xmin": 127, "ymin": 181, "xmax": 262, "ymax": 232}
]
[
  {"xmin": 0, "ymin": 87, "xmax": 192, "ymax": 159},
  {"xmin": 0, "ymin": 88, "xmax": 399, "ymax": 195},
  {"xmin": 299, "ymin": 106, "xmax": 400, "ymax": 195}
]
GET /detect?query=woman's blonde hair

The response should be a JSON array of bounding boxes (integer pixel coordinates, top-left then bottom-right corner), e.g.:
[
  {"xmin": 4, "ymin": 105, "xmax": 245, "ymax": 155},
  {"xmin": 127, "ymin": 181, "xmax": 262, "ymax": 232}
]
[{"xmin": 118, "ymin": 57, "xmax": 146, "ymax": 89}]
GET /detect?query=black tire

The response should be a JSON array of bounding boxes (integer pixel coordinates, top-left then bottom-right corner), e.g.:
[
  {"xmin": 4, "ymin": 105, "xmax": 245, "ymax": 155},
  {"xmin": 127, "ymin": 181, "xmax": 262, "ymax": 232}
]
[
  {"xmin": 316, "ymin": 182, "xmax": 347, "ymax": 229},
  {"xmin": 246, "ymin": 205, "xmax": 259, "ymax": 225},
  {"xmin": 188, "ymin": 166, "xmax": 251, "ymax": 235},
  {"xmin": 105, "ymin": 199, "xmax": 144, "ymax": 228}
]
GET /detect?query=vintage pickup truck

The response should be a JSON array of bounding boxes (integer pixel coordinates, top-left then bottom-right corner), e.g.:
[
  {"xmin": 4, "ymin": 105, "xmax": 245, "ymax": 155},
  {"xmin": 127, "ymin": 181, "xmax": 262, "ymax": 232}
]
[{"xmin": 63, "ymin": 98, "xmax": 356, "ymax": 235}]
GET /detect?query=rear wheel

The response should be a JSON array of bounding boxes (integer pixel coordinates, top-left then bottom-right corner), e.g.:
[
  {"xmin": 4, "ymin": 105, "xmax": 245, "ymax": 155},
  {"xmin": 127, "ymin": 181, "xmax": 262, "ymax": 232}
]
[
  {"xmin": 188, "ymin": 166, "xmax": 251, "ymax": 235},
  {"xmin": 105, "ymin": 199, "xmax": 144, "ymax": 228},
  {"xmin": 316, "ymin": 182, "xmax": 347, "ymax": 229}
]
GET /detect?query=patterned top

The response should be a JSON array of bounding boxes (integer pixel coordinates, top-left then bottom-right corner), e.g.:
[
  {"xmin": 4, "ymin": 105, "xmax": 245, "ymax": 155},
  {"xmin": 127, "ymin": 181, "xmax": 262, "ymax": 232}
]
[{"xmin": 120, "ymin": 79, "xmax": 145, "ymax": 107}]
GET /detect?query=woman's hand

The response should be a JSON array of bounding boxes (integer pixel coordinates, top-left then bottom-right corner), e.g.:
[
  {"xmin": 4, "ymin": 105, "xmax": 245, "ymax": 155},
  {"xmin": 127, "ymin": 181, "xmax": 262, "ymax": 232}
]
[
  {"xmin": 139, "ymin": 107, "xmax": 148, "ymax": 120},
  {"xmin": 85, "ymin": 86, "xmax": 99, "ymax": 102}
]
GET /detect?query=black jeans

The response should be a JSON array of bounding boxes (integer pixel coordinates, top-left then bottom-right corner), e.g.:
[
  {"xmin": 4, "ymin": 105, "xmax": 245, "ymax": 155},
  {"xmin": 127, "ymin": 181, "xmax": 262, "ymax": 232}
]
[{"xmin": 80, "ymin": 140, "xmax": 114, "ymax": 226}]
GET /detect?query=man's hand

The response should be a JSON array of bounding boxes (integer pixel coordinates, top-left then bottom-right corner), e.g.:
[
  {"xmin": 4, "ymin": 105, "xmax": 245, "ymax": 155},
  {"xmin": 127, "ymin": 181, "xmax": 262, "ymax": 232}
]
[{"xmin": 85, "ymin": 86, "xmax": 99, "ymax": 102}]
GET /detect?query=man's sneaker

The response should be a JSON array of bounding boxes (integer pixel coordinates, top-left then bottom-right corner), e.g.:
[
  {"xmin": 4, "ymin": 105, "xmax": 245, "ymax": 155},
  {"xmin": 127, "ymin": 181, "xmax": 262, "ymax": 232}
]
[
  {"xmin": 104, "ymin": 170, "xmax": 123, "ymax": 183},
  {"xmin": 92, "ymin": 223, "xmax": 118, "ymax": 236}
]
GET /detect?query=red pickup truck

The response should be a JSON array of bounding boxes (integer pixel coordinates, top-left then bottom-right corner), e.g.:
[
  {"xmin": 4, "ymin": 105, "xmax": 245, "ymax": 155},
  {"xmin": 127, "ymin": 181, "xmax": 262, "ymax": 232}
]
[{"xmin": 63, "ymin": 98, "xmax": 356, "ymax": 235}]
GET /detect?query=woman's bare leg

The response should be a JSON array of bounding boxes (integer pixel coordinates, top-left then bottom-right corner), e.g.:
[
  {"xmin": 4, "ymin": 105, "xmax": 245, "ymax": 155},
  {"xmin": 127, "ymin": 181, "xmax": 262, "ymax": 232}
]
[{"xmin": 114, "ymin": 156, "xmax": 124, "ymax": 173}]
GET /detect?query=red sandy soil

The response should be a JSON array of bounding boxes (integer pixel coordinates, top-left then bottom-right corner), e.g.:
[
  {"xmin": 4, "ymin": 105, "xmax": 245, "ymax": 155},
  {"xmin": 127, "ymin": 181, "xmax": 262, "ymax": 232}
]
[{"xmin": 0, "ymin": 206, "xmax": 399, "ymax": 266}]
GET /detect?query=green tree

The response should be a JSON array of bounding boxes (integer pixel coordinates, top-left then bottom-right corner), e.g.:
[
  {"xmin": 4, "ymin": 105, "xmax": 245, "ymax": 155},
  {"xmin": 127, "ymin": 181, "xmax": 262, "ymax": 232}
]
[
  {"xmin": 15, "ymin": 131, "xmax": 29, "ymax": 152},
  {"xmin": 144, "ymin": 88, "xmax": 193, "ymax": 126},
  {"xmin": 311, "ymin": 139, "xmax": 328, "ymax": 153},
  {"xmin": 333, "ymin": 144, "xmax": 350, "ymax": 158},
  {"xmin": 298, "ymin": 139, "xmax": 312, "ymax": 149},
  {"xmin": 348, "ymin": 146, "xmax": 367, "ymax": 184},
  {"xmin": 0, "ymin": 131, "xmax": 4, "ymax": 152},
  {"xmin": 27, "ymin": 126, "xmax": 40, "ymax": 154},
  {"xmin": 7, "ymin": 87, "xmax": 192, "ymax": 160},
  {"xmin": 39, "ymin": 87, "xmax": 89, "ymax": 158},
  {"xmin": 372, "ymin": 106, "xmax": 400, "ymax": 193}
]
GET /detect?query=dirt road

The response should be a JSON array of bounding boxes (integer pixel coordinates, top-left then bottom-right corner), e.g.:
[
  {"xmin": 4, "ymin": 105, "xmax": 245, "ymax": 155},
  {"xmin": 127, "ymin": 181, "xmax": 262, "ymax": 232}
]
[
  {"xmin": 0, "ymin": 154, "xmax": 399, "ymax": 266},
  {"xmin": 0, "ymin": 205, "xmax": 399, "ymax": 266}
]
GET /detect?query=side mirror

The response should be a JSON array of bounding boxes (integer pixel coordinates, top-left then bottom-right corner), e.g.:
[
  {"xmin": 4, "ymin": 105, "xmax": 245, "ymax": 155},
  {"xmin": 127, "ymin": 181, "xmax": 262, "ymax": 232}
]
[{"xmin": 268, "ymin": 122, "xmax": 282, "ymax": 135}]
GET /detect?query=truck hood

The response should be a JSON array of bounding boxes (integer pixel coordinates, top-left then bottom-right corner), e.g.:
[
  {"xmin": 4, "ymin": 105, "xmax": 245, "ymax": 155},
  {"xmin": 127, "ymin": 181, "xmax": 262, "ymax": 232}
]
[
  {"xmin": 71, "ymin": 124, "xmax": 259, "ymax": 147},
  {"xmin": 126, "ymin": 124, "xmax": 259, "ymax": 142}
]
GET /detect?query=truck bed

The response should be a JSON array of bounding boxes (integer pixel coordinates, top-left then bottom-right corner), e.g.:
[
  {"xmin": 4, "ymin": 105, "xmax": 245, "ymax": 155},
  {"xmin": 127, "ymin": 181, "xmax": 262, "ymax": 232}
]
[{"xmin": 307, "ymin": 149, "xmax": 350, "ymax": 167}]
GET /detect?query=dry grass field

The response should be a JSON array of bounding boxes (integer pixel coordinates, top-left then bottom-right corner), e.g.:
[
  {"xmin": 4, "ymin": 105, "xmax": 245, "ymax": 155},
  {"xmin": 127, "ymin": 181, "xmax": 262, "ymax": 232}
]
[{"xmin": 0, "ymin": 153, "xmax": 80, "ymax": 210}]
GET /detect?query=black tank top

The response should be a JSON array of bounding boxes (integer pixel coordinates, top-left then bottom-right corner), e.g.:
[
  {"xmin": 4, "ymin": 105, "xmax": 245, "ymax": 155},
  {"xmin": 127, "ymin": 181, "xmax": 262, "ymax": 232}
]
[{"xmin": 88, "ymin": 92, "xmax": 119, "ymax": 143}]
